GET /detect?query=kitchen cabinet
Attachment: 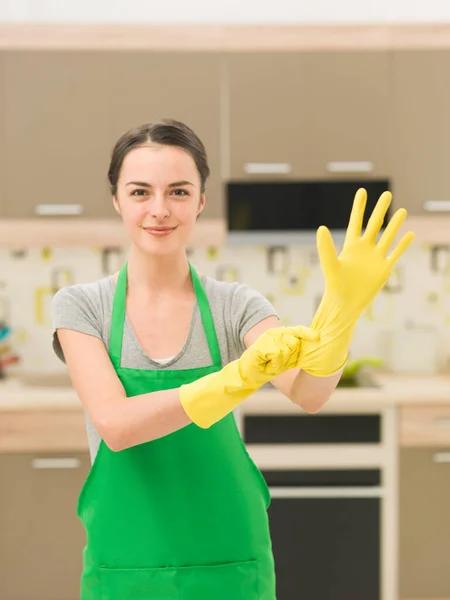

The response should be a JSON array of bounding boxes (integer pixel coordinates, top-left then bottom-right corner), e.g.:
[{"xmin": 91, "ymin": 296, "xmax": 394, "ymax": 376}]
[
  {"xmin": 3, "ymin": 51, "xmax": 118, "ymax": 219},
  {"xmin": 390, "ymin": 50, "xmax": 450, "ymax": 215},
  {"xmin": 227, "ymin": 52, "xmax": 390, "ymax": 185},
  {"xmin": 399, "ymin": 448, "xmax": 450, "ymax": 599},
  {"xmin": 0, "ymin": 452, "xmax": 91, "ymax": 600},
  {"xmin": 302, "ymin": 51, "xmax": 391, "ymax": 179},
  {"xmin": 108, "ymin": 52, "xmax": 224, "ymax": 219},
  {"xmin": 0, "ymin": 52, "xmax": 6, "ymax": 219},
  {"xmin": 227, "ymin": 53, "xmax": 308, "ymax": 180}
]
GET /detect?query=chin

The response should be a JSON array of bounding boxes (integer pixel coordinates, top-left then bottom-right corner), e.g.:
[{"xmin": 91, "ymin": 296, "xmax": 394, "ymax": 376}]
[{"xmin": 136, "ymin": 229, "xmax": 190, "ymax": 256}]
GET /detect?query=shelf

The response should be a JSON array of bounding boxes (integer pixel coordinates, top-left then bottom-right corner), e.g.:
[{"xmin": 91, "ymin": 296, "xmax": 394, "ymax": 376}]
[{"xmin": 0, "ymin": 218, "xmax": 226, "ymax": 248}]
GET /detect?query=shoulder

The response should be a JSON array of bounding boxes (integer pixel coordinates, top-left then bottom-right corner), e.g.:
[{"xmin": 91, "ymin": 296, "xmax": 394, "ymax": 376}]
[
  {"xmin": 51, "ymin": 276, "xmax": 114, "ymax": 332},
  {"xmin": 52, "ymin": 276, "xmax": 113, "ymax": 309}
]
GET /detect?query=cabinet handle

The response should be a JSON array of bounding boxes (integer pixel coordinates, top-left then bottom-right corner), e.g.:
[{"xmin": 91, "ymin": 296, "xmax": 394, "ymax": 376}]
[
  {"xmin": 31, "ymin": 458, "xmax": 81, "ymax": 469},
  {"xmin": 244, "ymin": 162, "xmax": 291, "ymax": 174},
  {"xmin": 433, "ymin": 452, "xmax": 450, "ymax": 463},
  {"xmin": 34, "ymin": 204, "xmax": 84, "ymax": 216},
  {"xmin": 326, "ymin": 161, "xmax": 374, "ymax": 173},
  {"xmin": 423, "ymin": 200, "xmax": 450, "ymax": 212},
  {"xmin": 434, "ymin": 418, "xmax": 450, "ymax": 427},
  {"xmin": 268, "ymin": 486, "xmax": 384, "ymax": 498}
]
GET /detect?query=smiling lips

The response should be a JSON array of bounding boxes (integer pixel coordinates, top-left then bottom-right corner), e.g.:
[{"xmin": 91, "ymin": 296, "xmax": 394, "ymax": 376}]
[{"xmin": 144, "ymin": 226, "xmax": 177, "ymax": 237}]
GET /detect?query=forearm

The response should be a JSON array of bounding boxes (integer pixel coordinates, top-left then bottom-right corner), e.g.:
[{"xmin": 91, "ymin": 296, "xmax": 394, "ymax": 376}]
[
  {"xmin": 104, "ymin": 387, "xmax": 192, "ymax": 451},
  {"xmin": 289, "ymin": 367, "xmax": 343, "ymax": 413}
]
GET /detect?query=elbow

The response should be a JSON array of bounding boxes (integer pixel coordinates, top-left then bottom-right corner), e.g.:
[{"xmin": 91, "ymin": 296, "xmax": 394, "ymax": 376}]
[
  {"xmin": 97, "ymin": 416, "xmax": 129, "ymax": 452},
  {"xmin": 291, "ymin": 396, "xmax": 327, "ymax": 414}
]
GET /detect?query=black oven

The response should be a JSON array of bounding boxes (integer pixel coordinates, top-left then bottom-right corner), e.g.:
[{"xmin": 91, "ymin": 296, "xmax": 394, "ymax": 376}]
[{"xmin": 243, "ymin": 413, "xmax": 383, "ymax": 600}]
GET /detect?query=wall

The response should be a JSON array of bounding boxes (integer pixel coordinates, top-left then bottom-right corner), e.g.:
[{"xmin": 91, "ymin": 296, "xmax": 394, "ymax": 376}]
[
  {"xmin": 1, "ymin": 0, "xmax": 450, "ymax": 24},
  {"xmin": 1, "ymin": 240, "xmax": 449, "ymax": 376}
]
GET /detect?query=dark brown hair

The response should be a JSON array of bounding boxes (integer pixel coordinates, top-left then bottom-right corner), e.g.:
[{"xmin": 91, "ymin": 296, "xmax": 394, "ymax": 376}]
[{"xmin": 108, "ymin": 119, "xmax": 210, "ymax": 196}]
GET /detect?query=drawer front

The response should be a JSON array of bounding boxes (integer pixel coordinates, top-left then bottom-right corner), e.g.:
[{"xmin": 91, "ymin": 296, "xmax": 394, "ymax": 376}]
[
  {"xmin": 400, "ymin": 406, "xmax": 450, "ymax": 447},
  {"xmin": 0, "ymin": 409, "xmax": 88, "ymax": 452}
]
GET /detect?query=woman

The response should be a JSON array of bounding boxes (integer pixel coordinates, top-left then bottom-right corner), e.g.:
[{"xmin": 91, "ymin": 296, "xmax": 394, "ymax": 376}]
[{"xmin": 52, "ymin": 119, "xmax": 413, "ymax": 600}]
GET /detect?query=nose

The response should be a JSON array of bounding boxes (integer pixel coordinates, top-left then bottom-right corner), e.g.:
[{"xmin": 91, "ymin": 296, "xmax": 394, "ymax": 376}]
[{"xmin": 149, "ymin": 193, "xmax": 170, "ymax": 220}]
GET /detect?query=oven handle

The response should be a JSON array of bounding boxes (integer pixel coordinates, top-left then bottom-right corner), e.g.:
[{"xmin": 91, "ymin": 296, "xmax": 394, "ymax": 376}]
[{"xmin": 268, "ymin": 486, "xmax": 384, "ymax": 499}]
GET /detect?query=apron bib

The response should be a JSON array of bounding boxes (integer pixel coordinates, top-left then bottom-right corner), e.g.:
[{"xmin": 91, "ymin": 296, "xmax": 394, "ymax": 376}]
[{"xmin": 77, "ymin": 263, "xmax": 276, "ymax": 600}]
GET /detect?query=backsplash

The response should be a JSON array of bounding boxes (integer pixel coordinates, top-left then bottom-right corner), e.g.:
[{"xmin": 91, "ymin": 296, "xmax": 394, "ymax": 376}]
[{"xmin": 0, "ymin": 241, "xmax": 450, "ymax": 375}]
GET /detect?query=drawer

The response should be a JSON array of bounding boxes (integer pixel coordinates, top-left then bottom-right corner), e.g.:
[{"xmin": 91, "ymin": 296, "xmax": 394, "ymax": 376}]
[
  {"xmin": 400, "ymin": 406, "xmax": 450, "ymax": 447},
  {"xmin": 0, "ymin": 409, "xmax": 88, "ymax": 452}
]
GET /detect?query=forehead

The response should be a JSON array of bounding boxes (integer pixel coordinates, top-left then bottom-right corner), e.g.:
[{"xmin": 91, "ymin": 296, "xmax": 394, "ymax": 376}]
[{"xmin": 120, "ymin": 145, "xmax": 199, "ymax": 184}]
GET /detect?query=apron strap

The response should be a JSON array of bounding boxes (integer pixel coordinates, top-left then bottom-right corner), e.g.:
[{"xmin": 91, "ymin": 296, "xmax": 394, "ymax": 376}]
[
  {"xmin": 189, "ymin": 264, "xmax": 222, "ymax": 368},
  {"xmin": 109, "ymin": 262, "xmax": 222, "ymax": 369},
  {"xmin": 109, "ymin": 263, "xmax": 127, "ymax": 370}
]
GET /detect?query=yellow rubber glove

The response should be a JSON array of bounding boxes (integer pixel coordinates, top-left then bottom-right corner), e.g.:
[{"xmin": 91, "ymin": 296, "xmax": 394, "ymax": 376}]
[
  {"xmin": 180, "ymin": 325, "xmax": 319, "ymax": 428},
  {"xmin": 300, "ymin": 188, "xmax": 415, "ymax": 377}
]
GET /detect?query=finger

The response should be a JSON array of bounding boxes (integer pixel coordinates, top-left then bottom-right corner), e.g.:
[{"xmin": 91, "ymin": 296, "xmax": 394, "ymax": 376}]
[
  {"xmin": 344, "ymin": 188, "xmax": 367, "ymax": 244},
  {"xmin": 316, "ymin": 226, "xmax": 338, "ymax": 275},
  {"xmin": 387, "ymin": 231, "xmax": 415, "ymax": 267},
  {"xmin": 362, "ymin": 191, "xmax": 392, "ymax": 243},
  {"xmin": 377, "ymin": 208, "xmax": 407, "ymax": 256},
  {"xmin": 289, "ymin": 326, "xmax": 320, "ymax": 342}
]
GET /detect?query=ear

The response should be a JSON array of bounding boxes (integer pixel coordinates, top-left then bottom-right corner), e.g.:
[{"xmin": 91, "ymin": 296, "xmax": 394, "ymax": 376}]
[
  {"xmin": 197, "ymin": 193, "xmax": 206, "ymax": 218},
  {"xmin": 113, "ymin": 195, "xmax": 121, "ymax": 215}
]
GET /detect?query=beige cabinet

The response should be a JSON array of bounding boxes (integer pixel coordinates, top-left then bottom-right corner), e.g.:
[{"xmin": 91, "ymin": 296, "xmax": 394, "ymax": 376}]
[
  {"xmin": 0, "ymin": 52, "xmax": 5, "ymax": 218},
  {"xmin": 390, "ymin": 51, "xmax": 450, "ymax": 215},
  {"xmin": 3, "ymin": 51, "xmax": 118, "ymax": 219},
  {"xmin": 108, "ymin": 52, "xmax": 223, "ymax": 219},
  {"xmin": 227, "ymin": 52, "xmax": 308, "ymax": 180},
  {"xmin": 0, "ymin": 452, "xmax": 91, "ymax": 600},
  {"xmin": 302, "ymin": 51, "xmax": 391, "ymax": 180},
  {"xmin": 399, "ymin": 447, "xmax": 450, "ymax": 600}
]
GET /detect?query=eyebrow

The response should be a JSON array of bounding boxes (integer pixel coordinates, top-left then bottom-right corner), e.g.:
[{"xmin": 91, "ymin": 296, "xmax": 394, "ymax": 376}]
[{"xmin": 125, "ymin": 180, "xmax": 195, "ymax": 188}]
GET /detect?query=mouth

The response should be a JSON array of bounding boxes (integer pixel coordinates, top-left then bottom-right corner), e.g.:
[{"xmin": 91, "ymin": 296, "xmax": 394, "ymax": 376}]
[{"xmin": 143, "ymin": 226, "xmax": 178, "ymax": 237}]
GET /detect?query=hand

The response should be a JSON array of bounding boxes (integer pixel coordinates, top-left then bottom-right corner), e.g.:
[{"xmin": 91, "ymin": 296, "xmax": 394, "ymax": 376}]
[
  {"xmin": 301, "ymin": 188, "xmax": 415, "ymax": 377},
  {"xmin": 238, "ymin": 325, "xmax": 320, "ymax": 387},
  {"xmin": 317, "ymin": 188, "xmax": 414, "ymax": 318}
]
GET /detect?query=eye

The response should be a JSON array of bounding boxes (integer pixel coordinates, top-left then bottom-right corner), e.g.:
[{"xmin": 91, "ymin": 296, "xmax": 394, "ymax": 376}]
[
  {"xmin": 172, "ymin": 189, "xmax": 189, "ymax": 197},
  {"xmin": 131, "ymin": 189, "xmax": 147, "ymax": 197}
]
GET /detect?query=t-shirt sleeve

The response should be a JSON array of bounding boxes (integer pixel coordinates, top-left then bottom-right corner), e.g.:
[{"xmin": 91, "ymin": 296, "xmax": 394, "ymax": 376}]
[
  {"xmin": 230, "ymin": 283, "xmax": 279, "ymax": 354},
  {"xmin": 51, "ymin": 285, "xmax": 103, "ymax": 363}
]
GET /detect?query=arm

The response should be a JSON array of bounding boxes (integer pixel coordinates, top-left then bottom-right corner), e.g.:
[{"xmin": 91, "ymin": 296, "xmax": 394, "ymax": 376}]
[
  {"xmin": 243, "ymin": 316, "xmax": 343, "ymax": 413},
  {"xmin": 58, "ymin": 322, "xmax": 318, "ymax": 451},
  {"xmin": 57, "ymin": 328, "xmax": 192, "ymax": 452}
]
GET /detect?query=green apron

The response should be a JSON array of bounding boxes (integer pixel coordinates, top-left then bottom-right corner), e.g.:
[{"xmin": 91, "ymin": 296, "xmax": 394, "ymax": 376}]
[{"xmin": 77, "ymin": 262, "xmax": 276, "ymax": 600}]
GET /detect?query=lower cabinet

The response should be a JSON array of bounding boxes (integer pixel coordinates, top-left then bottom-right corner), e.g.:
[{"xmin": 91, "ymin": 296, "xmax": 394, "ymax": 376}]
[
  {"xmin": 0, "ymin": 452, "xmax": 91, "ymax": 600},
  {"xmin": 399, "ymin": 447, "xmax": 450, "ymax": 600}
]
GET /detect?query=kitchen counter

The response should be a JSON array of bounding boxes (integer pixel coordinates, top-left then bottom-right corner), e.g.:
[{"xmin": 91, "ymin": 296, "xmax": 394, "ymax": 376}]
[{"xmin": 0, "ymin": 372, "xmax": 449, "ymax": 413}]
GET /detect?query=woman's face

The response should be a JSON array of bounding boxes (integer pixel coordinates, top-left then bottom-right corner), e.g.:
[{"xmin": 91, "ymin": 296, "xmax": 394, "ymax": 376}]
[{"xmin": 113, "ymin": 144, "xmax": 206, "ymax": 256}]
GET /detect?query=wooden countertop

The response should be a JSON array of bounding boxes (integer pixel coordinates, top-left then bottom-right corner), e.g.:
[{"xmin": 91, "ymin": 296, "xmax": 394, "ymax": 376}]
[
  {"xmin": 1, "ymin": 372, "xmax": 449, "ymax": 453},
  {"xmin": 0, "ymin": 372, "xmax": 449, "ymax": 413}
]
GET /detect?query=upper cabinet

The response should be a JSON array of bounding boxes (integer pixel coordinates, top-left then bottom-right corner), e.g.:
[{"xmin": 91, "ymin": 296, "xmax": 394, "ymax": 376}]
[
  {"xmin": 107, "ymin": 52, "xmax": 223, "ymax": 219},
  {"xmin": 1, "ymin": 51, "xmax": 224, "ymax": 220},
  {"xmin": 0, "ymin": 53, "xmax": 5, "ymax": 219},
  {"xmin": 227, "ymin": 52, "xmax": 390, "ymax": 183},
  {"xmin": 302, "ymin": 51, "xmax": 390, "ymax": 180},
  {"xmin": 3, "ymin": 51, "xmax": 118, "ymax": 219},
  {"xmin": 227, "ymin": 53, "xmax": 308, "ymax": 180},
  {"xmin": 390, "ymin": 50, "xmax": 450, "ymax": 215}
]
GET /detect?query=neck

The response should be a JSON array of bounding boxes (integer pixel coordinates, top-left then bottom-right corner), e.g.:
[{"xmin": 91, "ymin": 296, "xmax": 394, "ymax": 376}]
[{"xmin": 126, "ymin": 245, "xmax": 192, "ymax": 298}]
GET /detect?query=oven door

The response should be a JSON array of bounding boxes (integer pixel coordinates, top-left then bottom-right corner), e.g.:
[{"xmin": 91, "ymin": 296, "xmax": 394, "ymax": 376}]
[{"xmin": 263, "ymin": 468, "xmax": 382, "ymax": 600}]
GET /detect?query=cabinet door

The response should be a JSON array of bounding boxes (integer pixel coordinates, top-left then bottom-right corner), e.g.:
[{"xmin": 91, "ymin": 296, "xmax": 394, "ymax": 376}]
[
  {"xmin": 109, "ymin": 52, "xmax": 223, "ymax": 219},
  {"xmin": 399, "ymin": 448, "xmax": 450, "ymax": 598},
  {"xmin": 0, "ymin": 452, "xmax": 91, "ymax": 600},
  {"xmin": 3, "ymin": 51, "xmax": 117, "ymax": 219},
  {"xmin": 390, "ymin": 51, "xmax": 450, "ymax": 215},
  {"xmin": 227, "ymin": 53, "xmax": 308, "ymax": 180},
  {"xmin": 302, "ymin": 51, "xmax": 390, "ymax": 180},
  {"xmin": 0, "ymin": 52, "xmax": 6, "ymax": 218}
]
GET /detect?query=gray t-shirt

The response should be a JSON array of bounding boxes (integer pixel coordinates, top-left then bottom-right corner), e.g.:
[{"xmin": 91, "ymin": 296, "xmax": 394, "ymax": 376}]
[{"xmin": 51, "ymin": 273, "xmax": 278, "ymax": 462}]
